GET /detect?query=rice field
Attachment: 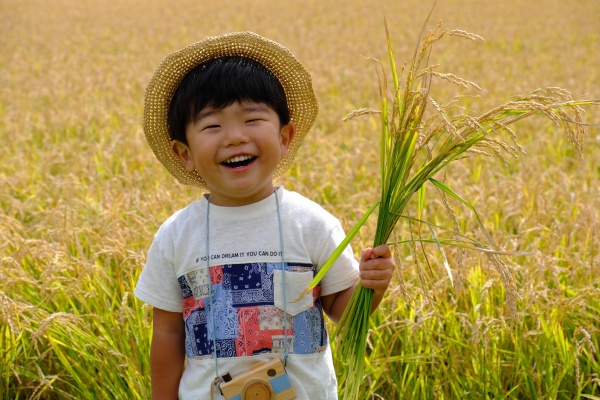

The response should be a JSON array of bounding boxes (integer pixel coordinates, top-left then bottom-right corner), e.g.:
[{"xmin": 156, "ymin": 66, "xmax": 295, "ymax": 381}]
[{"xmin": 1, "ymin": 0, "xmax": 599, "ymax": 398}]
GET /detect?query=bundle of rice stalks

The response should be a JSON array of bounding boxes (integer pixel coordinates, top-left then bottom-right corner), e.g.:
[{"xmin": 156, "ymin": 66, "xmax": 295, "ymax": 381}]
[{"xmin": 297, "ymin": 17, "xmax": 599, "ymax": 400}]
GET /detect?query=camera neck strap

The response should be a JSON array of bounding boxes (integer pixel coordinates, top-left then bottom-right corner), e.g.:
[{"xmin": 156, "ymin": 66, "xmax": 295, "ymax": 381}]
[{"xmin": 205, "ymin": 189, "xmax": 290, "ymax": 387}]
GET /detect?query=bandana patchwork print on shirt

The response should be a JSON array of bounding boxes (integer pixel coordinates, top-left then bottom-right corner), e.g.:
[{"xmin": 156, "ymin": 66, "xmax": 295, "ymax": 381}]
[{"xmin": 179, "ymin": 262, "xmax": 328, "ymax": 359}]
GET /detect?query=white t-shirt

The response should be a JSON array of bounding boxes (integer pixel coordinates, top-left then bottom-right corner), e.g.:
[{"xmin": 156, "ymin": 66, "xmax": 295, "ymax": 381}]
[{"xmin": 134, "ymin": 187, "xmax": 359, "ymax": 399}]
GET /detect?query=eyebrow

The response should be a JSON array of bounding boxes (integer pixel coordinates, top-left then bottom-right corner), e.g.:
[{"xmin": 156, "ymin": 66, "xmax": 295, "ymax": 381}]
[
  {"xmin": 239, "ymin": 103, "xmax": 270, "ymax": 113},
  {"xmin": 194, "ymin": 103, "xmax": 270, "ymax": 123},
  {"xmin": 194, "ymin": 108, "xmax": 218, "ymax": 122}
]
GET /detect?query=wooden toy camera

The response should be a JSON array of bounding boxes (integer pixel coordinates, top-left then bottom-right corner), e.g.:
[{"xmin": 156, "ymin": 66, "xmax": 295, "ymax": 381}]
[{"xmin": 220, "ymin": 358, "xmax": 296, "ymax": 400}]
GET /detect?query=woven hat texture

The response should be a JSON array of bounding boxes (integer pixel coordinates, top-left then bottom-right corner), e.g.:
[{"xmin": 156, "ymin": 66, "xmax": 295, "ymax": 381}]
[{"xmin": 144, "ymin": 32, "xmax": 318, "ymax": 188}]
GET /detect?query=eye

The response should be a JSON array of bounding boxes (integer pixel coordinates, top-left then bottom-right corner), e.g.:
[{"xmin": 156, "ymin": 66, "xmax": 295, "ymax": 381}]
[
  {"xmin": 202, "ymin": 124, "xmax": 220, "ymax": 131},
  {"xmin": 246, "ymin": 117, "xmax": 266, "ymax": 124}
]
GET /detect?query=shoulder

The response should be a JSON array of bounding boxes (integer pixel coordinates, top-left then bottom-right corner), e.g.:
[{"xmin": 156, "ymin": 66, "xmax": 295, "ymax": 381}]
[{"xmin": 153, "ymin": 199, "xmax": 205, "ymax": 242}]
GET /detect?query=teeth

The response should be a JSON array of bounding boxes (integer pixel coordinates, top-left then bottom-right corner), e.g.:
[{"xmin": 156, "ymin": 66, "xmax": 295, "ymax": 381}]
[{"xmin": 224, "ymin": 155, "xmax": 253, "ymax": 164}]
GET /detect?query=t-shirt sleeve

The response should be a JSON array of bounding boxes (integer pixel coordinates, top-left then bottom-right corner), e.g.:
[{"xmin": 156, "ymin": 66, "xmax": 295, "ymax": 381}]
[
  {"xmin": 133, "ymin": 234, "xmax": 183, "ymax": 313},
  {"xmin": 316, "ymin": 223, "xmax": 360, "ymax": 297}
]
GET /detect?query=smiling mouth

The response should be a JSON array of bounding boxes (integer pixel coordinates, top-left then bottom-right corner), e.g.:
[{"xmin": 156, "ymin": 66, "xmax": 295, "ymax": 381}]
[{"xmin": 221, "ymin": 155, "xmax": 257, "ymax": 169}]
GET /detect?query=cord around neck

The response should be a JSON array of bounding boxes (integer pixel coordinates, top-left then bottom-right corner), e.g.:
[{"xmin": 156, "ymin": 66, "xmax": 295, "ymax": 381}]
[{"xmin": 206, "ymin": 188, "xmax": 290, "ymax": 388}]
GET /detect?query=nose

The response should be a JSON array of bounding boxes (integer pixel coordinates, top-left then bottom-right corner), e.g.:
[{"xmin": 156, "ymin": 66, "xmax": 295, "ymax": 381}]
[{"xmin": 223, "ymin": 124, "xmax": 249, "ymax": 147}]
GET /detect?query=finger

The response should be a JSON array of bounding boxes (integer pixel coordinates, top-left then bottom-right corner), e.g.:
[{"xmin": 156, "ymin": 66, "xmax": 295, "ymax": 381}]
[
  {"xmin": 371, "ymin": 244, "xmax": 392, "ymax": 259},
  {"xmin": 361, "ymin": 248, "xmax": 374, "ymax": 263},
  {"xmin": 360, "ymin": 275, "xmax": 391, "ymax": 291},
  {"xmin": 360, "ymin": 269, "xmax": 391, "ymax": 281},
  {"xmin": 360, "ymin": 262, "xmax": 394, "ymax": 280},
  {"xmin": 361, "ymin": 257, "xmax": 395, "ymax": 272}
]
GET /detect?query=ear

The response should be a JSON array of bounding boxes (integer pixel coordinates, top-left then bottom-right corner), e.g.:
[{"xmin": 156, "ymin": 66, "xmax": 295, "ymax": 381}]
[
  {"xmin": 171, "ymin": 140, "xmax": 196, "ymax": 172},
  {"xmin": 279, "ymin": 123, "xmax": 295, "ymax": 157}
]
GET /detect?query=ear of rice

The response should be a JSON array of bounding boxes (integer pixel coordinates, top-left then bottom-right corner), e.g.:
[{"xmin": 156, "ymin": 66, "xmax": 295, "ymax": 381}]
[{"xmin": 300, "ymin": 16, "xmax": 599, "ymax": 400}]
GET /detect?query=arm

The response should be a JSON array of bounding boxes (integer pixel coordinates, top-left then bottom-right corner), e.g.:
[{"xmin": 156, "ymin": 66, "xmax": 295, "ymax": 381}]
[
  {"xmin": 151, "ymin": 307, "xmax": 186, "ymax": 400},
  {"xmin": 321, "ymin": 244, "xmax": 395, "ymax": 323}
]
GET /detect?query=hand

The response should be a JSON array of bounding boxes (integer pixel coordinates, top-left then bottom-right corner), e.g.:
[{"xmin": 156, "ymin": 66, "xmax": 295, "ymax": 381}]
[
  {"xmin": 359, "ymin": 244, "xmax": 395, "ymax": 309},
  {"xmin": 322, "ymin": 244, "xmax": 395, "ymax": 322}
]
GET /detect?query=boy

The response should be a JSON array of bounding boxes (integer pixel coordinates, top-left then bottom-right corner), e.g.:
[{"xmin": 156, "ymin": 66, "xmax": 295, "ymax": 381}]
[{"xmin": 134, "ymin": 32, "xmax": 395, "ymax": 400}]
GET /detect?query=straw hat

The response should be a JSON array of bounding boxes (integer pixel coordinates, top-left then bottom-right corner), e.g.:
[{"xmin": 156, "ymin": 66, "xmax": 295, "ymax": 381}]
[{"xmin": 143, "ymin": 32, "xmax": 319, "ymax": 188}]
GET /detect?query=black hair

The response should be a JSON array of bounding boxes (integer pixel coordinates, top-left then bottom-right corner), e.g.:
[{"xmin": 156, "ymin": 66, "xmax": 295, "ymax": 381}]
[{"xmin": 168, "ymin": 56, "xmax": 291, "ymax": 144}]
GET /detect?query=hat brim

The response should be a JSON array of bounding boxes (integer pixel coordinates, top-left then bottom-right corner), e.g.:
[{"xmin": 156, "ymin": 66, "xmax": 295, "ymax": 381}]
[{"xmin": 144, "ymin": 32, "xmax": 318, "ymax": 188}]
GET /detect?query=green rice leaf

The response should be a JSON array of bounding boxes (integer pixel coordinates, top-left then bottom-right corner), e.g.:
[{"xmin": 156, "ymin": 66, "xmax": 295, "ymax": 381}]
[{"xmin": 417, "ymin": 178, "xmax": 425, "ymax": 221}]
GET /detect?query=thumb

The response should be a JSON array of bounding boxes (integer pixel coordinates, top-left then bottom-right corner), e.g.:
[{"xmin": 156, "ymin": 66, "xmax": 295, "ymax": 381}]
[{"xmin": 361, "ymin": 248, "xmax": 374, "ymax": 262}]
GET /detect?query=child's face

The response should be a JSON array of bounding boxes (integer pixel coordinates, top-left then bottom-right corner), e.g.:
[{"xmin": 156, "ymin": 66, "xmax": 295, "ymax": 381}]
[{"xmin": 171, "ymin": 101, "xmax": 294, "ymax": 206}]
